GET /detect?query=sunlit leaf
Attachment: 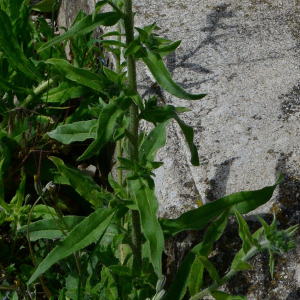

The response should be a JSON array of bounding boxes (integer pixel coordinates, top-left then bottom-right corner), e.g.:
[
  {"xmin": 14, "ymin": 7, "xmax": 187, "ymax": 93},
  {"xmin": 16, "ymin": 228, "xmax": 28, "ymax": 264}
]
[
  {"xmin": 27, "ymin": 207, "xmax": 116, "ymax": 285},
  {"xmin": 131, "ymin": 177, "xmax": 164, "ymax": 278},
  {"xmin": 47, "ymin": 120, "xmax": 97, "ymax": 144},
  {"xmin": 142, "ymin": 50, "xmax": 206, "ymax": 100},
  {"xmin": 160, "ymin": 175, "xmax": 282, "ymax": 238}
]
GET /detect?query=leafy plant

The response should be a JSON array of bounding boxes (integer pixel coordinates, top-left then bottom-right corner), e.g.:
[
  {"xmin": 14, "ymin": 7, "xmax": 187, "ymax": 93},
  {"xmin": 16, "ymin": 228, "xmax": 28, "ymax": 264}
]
[{"xmin": 0, "ymin": 0, "xmax": 297, "ymax": 299}]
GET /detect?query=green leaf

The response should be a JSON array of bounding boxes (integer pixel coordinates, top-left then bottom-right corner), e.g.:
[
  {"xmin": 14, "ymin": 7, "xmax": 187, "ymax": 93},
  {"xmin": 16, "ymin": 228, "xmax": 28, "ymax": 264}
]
[
  {"xmin": 269, "ymin": 250, "xmax": 275, "ymax": 279},
  {"xmin": 46, "ymin": 58, "xmax": 107, "ymax": 92},
  {"xmin": 40, "ymin": 82, "xmax": 90, "ymax": 104},
  {"xmin": 189, "ymin": 258, "xmax": 204, "ymax": 296},
  {"xmin": 108, "ymin": 265, "xmax": 132, "ymax": 277},
  {"xmin": 160, "ymin": 175, "xmax": 282, "ymax": 238},
  {"xmin": 18, "ymin": 216, "xmax": 85, "ymax": 241},
  {"xmin": 141, "ymin": 104, "xmax": 199, "ymax": 165},
  {"xmin": 202, "ymin": 210, "xmax": 229, "ymax": 246},
  {"xmin": 78, "ymin": 96, "xmax": 132, "ymax": 160},
  {"xmin": 37, "ymin": 12, "xmax": 122, "ymax": 53},
  {"xmin": 10, "ymin": 170, "xmax": 26, "ymax": 211},
  {"xmin": 0, "ymin": 77, "xmax": 33, "ymax": 94},
  {"xmin": 124, "ymin": 39, "xmax": 142, "ymax": 56},
  {"xmin": 0, "ymin": 10, "xmax": 43, "ymax": 81},
  {"xmin": 234, "ymin": 209, "xmax": 261, "ymax": 254},
  {"xmin": 47, "ymin": 120, "xmax": 97, "ymax": 144},
  {"xmin": 27, "ymin": 207, "xmax": 116, "ymax": 285},
  {"xmin": 154, "ymin": 40, "xmax": 181, "ymax": 57},
  {"xmin": 197, "ymin": 256, "xmax": 219, "ymax": 284},
  {"xmin": 32, "ymin": 0, "xmax": 59, "ymax": 12},
  {"xmin": 139, "ymin": 121, "xmax": 169, "ymax": 162},
  {"xmin": 231, "ymin": 227, "xmax": 263, "ymax": 269},
  {"xmin": 232, "ymin": 260, "xmax": 252, "ymax": 271},
  {"xmin": 142, "ymin": 50, "xmax": 206, "ymax": 100},
  {"xmin": 131, "ymin": 177, "xmax": 164, "ymax": 278},
  {"xmin": 210, "ymin": 291, "xmax": 248, "ymax": 300},
  {"xmin": 49, "ymin": 156, "xmax": 106, "ymax": 207},
  {"xmin": 0, "ymin": 159, "xmax": 9, "ymax": 211}
]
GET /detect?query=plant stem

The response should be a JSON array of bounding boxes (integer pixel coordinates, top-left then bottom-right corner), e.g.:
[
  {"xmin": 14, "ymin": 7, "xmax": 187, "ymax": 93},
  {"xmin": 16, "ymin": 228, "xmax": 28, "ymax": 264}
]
[
  {"xmin": 189, "ymin": 240, "xmax": 270, "ymax": 300},
  {"xmin": 123, "ymin": 0, "xmax": 142, "ymax": 271}
]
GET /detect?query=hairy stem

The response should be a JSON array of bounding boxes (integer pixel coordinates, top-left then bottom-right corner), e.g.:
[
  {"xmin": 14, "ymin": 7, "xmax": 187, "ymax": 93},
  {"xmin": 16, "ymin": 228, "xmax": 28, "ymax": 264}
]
[{"xmin": 123, "ymin": 0, "xmax": 142, "ymax": 271}]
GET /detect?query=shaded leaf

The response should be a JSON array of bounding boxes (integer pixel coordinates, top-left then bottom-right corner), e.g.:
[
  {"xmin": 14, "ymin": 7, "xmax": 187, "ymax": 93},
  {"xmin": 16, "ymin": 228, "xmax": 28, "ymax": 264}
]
[
  {"xmin": 32, "ymin": 0, "xmax": 59, "ymax": 12},
  {"xmin": 46, "ymin": 58, "xmax": 107, "ymax": 92},
  {"xmin": 37, "ymin": 12, "xmax": 122, "ymax": 53},
  {"xmin": 78, "ymin": 96, "xmax": 132, "ymax": 160},
  {"xmin": 0, "ymin": 10, "xmax": 43, "ymax": 81}
]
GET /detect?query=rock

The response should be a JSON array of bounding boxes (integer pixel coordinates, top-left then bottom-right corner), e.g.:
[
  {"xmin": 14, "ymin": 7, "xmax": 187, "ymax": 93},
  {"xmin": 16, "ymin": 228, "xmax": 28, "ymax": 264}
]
[{"xmin": 57, "ymin": 1, "xmax": 300, "ymax": 298}]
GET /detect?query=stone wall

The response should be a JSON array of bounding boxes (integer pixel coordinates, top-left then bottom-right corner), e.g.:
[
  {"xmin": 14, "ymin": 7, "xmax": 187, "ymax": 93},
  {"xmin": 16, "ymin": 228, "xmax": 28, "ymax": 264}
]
[{"xmin": 57, "ymin": 1, "xmax": 300, "ymax": 299}]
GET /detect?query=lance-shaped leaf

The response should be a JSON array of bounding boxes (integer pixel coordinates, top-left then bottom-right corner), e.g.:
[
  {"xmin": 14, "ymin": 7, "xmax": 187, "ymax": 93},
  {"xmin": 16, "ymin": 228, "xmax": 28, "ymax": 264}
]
[
  {"xmin": 131, "ymin": 177, "xmax": 164, "ymax": 278},
  {"xmin": 142, "ymin": 50, "xmax": 206, "ymax": 100},
  {"xmin": 0, "ymin": 10, "xmax": 43, "ymax": 81},
  {"xmin": 78, "ymin": 96, "xmax": 132, "ymax": 161},
  {"xmin": 210, "ymin": 291, "xmax": 248, "ymax": 300},
  {"xmin": 234, "ymin": 209, "xmax": 261, "ymax": 254},
  {"xmin": 0, "ymin": 77, "xmax": 33, "ymax": 94},
  {"xmin": 40, "ymin": 82, "xmax": 89, "ymax": 104},
  {"xmin": 49, "ymin": 156, "xmax": 106, "ymax": 207},
  {"xmin": 141, "ymin": 104, "xmax": 199, "ymax": 166},
  {"xmin": 37, "ymin": 12, "xmax": 122, "ymax": 53},
  {"xmin": 197, "ymin": 255, "xmax": 220, "ymax": 284},
  {"xmin": 27, "ymin": 207, "xmax": 116, "ymax": 285},
  {"xmin": 32, "ymin": 0, "xmax": 59, "ymax": 12},
  {"xmin": 18, "ymin": 216, "xmax": 85, "ymax": 241},
  {"xmin": 139, "ymin": 121, "xmax": 169, "ymax": 162},
  {"xmin": 165, "ymin": 210, "xmax": 228, "ymax": 300},
  {"xmin": 46, "ymin": 58, "xmax": 107, "ymax": 92},
  {"xmin": 160, "ymin": 175, "xmax": 282, "ymax": 238},
  {"xmin": 47, "ymin": 120, "xmax": 97, "ymax": 144},
  {"xmin": 189, "ymin": 257, "xmax": 204, "ymax": 296}
]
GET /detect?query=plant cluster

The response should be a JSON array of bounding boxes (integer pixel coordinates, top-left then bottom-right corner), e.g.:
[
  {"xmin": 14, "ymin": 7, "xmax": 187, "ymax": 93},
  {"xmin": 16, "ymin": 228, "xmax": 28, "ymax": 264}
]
[{"xmin": 0, "ymin": 0, "xmax": 298, "ymax": 299}]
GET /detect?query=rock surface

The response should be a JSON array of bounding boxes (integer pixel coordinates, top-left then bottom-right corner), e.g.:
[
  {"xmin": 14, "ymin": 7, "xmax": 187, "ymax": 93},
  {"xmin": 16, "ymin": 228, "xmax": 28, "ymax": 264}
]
[{"xmin": 57, "ymin": 1, "xmax": 300, "ymax": 299}]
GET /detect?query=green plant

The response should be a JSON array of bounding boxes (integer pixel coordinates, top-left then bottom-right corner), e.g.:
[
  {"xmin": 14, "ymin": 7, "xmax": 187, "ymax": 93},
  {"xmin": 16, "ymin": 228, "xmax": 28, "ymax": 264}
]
[{"xmin": 0, "ymin": 0, "xmax": 297, "ymax": 299}]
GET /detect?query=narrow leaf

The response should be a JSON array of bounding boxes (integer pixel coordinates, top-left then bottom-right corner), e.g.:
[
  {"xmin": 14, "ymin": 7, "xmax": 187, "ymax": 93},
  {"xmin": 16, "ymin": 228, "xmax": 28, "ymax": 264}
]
[
  {"xmin": 37, "ymin": 12, "xmax": 122, "ymax": 53},
  {"xmin": 131, "ymin": 177, "xmax": 164, "ymax": 278},
  {"xmin": 27, "ymin": 207, "xmax": 116, "ymax": 285},
  {"xmin": 0, "ymin": 10, "xmax": 43, "ymax": 81},
  {"xmin": 32, "ymin": 0, "xmax": 59, "ymax": 12},
  {"xmin": 234, "ymin": 209, "xmax": 260, "ymax": 254},
  {"xmin": 46, "ymin": 58, "xmax": 107, "ymax": 92},
  {"xmin": 189, "ymin": 258, "xmax": 204, "ymax": 296},
  {"xmin": 47, "ymin": 120, "xmax": 97, "ymax": 144},
  {"xmin": 142, "ymin": 51, "xmax": 206, "ymax": 100},
  {"xmin": 49, "ymin": 156, "xmax": 105, "ymax": 207},
  {"xmin": 18, "ymin": 216, "xmax": 85, "ymax": 241},
  {"xmin": 160, "ymin": 175, "xmax": 282, "ymax": 238},
  {"xmin": 139, "ymin": 121, "xmax": 169, "ymax": 162},
  {"xmin": 40, "ymin": 82, "xmax": 89, "ymax": 104},
  {"xmin": 78, "ymin": 96, "xmax": 132, "ymax": 160},
  {"xmin": 210, "ymin": 291, "xmax": 248, "ymax": 300},
  {"xmin": 198, "ymin": 256, "xmax": 219, "ymax": 284}
]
